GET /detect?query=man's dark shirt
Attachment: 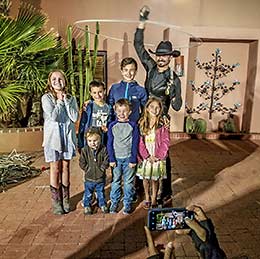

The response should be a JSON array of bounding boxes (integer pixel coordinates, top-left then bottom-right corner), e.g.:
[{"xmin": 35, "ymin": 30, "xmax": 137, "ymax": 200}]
[{"xmin": 134, "ymin": 28, "xmax": 182, "ymax": 115}]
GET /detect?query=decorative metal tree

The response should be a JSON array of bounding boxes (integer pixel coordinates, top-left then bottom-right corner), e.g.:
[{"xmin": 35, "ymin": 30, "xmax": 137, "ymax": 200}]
[{"xmin": 186, "ymin": 48, "xmax": 241, "ymax": 120}]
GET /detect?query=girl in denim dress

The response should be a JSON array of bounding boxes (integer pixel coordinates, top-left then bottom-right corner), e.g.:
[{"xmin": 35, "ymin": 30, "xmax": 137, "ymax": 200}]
[{"xmin": 42, "ymin": 69, "xmax": 78, "ymax": 215}]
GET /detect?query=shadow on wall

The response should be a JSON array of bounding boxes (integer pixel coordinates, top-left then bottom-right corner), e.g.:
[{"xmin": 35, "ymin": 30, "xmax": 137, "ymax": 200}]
[
  {"xmin": 23, "ymin": 0, "xmax": 41, "ymax": 9},
  {"xmin": 107, "ymin": 32, "xmax": 131, "ymax": 89},
  {"xmin": 122, "ymin": 32, "xmax": 129, "ymax": 58},
  {"xmin": 107, "ymin": 52, "xmax": 121, "ymax": 88}
]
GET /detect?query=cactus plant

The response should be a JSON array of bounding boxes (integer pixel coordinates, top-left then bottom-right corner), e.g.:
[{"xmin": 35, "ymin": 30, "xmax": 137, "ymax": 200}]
[
  {"xmin": 84, "ymin": 22, "xmax": 100, "ymax": 103},
  {"xmin": 194, "ymin": 118, "xmax": 207, "ymax": 133},
  {"xmin": 84, "ymin": 25, "xmax": 92, "ymax": 102},
  {"xmin": 66, "ymin": 22, "xmax": 99, "ymax": 105},
  {"xmin": 185, "ymin": 115, "xmax": 194, "ymax": 133},
  {"xmin": 92, "ymin": 22, "xmax": 99, "ymax": 76},
  {"xmin": 67, "ymin": 25, "xmax": 76, "ymax": 96},
  {"xmin": 77, "ymin": 42, "xmax": 84, "ymax": 107},
  {"xmin": 223, "ymin": 115, "xmax": 236, "ymax": 133},
  {"xmin": 185, "ymin": 115, "xmax": 207, "ymax": 134}
]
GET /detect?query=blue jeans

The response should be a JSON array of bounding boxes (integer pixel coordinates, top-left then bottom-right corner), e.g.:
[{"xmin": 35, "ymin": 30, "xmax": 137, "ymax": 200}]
[
  {"xmin": 110, "ymin": 157, "xmax": 136, "ymax": 209},
  {"xmin": 84, "ymin": 181, "xmax": 106, "ymax": 207}
]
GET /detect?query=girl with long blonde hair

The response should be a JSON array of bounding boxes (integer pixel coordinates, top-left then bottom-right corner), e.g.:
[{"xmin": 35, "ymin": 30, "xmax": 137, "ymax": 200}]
[
  {"xmin": 42, "ymin": 69, "xmax": 78, "ymax": 214},
  {"xmin": 137, "ymin": 97, "xmax": 170, "ymax": 209}
]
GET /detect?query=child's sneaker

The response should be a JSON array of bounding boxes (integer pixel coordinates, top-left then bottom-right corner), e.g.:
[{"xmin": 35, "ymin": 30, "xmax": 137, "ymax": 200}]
[
  {"xmin": 109, "ymin": 204, "xmax": 118, "ymax": 214},
  {"xmin": 101, "ymin": 205, "xmax": 108, "ymax": 214},
  {"xmin": 84, "ymin": 206, "xmax": 92, "ymax": 215}
]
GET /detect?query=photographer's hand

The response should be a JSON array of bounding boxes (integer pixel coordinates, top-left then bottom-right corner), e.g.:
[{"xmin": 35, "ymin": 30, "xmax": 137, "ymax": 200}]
[
  {"xmin": 144, "ymin": 226, "xmax": 158, "ymax": 257},
  {"xmin": 144, "ymin": 226, "xmax": 175, "ymax": 259},
  {"xmin": 187, "ymin": 205, "xmax": 207, "ymax": 222},
  {"xmin": 164, "ymin": 242, "xmax": 174, "ymax": 259},
  {"xmin": 184, "ymin": 217, "xmax": 207, "ymax": 242}
]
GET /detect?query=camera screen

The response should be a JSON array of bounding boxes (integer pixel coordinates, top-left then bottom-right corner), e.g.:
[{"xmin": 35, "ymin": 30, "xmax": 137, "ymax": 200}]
[{"xmin": 148, "ymin": 208, "xmax": 194, "ymax": 231}]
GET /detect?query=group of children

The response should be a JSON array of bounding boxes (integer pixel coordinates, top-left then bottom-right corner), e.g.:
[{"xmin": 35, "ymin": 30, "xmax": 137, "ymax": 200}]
[{"xmin": 78, "ymin": 57, "xmax": 170, "ymax": 215}]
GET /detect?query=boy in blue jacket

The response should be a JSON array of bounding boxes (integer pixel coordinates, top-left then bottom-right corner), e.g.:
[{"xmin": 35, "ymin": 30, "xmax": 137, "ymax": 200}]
[
  {"xmin": 108, "ymin": 57, "xmax": 147, "ymax": 202},
  {"xmin": 108, "ymin": 57, "xmax": 147, "ymax": 123}
]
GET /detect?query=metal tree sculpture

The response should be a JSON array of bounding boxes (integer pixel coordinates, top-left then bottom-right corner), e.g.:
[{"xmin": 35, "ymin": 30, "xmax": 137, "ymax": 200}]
[{"xmin": 186, "ymin": 48, "xmax": 241, "ymax": 119}]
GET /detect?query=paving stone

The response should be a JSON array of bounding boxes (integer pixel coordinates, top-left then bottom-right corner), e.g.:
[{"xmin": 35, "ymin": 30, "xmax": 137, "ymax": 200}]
[{"xmin": 0, "ymin": 139, "xmax": 260, "ymax": 258}]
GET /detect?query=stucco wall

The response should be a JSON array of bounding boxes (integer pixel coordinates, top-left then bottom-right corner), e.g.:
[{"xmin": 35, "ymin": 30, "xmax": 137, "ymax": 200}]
[
  {"xmin": 10, "ymin": 0, "xmax": 260, "ymax": 132},
  {"xmin": 0, "ymin": 127, "xmax": 43, "ymax": 153}
]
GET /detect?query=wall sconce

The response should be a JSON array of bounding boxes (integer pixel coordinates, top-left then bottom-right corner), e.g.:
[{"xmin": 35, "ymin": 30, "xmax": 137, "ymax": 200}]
[{"xmin": 174, "ymin": 55, "xmax": 184, "ymax": 77}]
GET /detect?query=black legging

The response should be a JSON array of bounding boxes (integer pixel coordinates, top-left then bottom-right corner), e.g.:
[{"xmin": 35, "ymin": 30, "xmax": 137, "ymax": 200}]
[{"xmin": 160, "ymin": 155, "xmax": 172, "ymax": 200}]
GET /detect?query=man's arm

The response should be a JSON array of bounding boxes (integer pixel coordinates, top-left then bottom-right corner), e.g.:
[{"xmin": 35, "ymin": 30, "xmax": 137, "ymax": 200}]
[{"xmin": 134, "ymin": 23, "xmax": 156, "ymax": 71}]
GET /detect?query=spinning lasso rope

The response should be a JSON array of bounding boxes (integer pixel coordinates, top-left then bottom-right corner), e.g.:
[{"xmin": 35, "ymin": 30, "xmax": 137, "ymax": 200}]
[{"xmin": 74, "ymin": 19, "xmax": 203, "ymax": 49}]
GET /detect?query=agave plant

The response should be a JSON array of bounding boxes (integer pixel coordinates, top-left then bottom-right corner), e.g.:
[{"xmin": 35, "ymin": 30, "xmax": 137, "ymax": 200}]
[{"xmin": 0, "ymin": 2, "xmax": 65, "ymax": 123}]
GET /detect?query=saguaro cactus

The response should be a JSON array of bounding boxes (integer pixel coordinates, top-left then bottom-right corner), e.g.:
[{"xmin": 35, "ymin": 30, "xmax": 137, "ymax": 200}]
[
  {"xmin": 77, "ymin": 42, "xmax": 84, "ymax": 107},
  {"xmin": 67, "ymin": 25, "xmax": 76, "ymax": 96},
  {"xmin": 66, "ymin": 22, "xmax": 99, "ymax": 106},
  {"xmin": 84, "ymin": 22, "xmax": 100, "ymax": 103}
]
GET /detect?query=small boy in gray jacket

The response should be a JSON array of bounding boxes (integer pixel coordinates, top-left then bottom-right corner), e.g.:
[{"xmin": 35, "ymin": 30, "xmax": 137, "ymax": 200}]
[{"xmin": 79, "ymin": 127, "xmax": 109, "ymax": 214}]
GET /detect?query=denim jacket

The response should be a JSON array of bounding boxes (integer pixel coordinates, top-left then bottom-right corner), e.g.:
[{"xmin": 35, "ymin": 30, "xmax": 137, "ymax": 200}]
[{"xmin": 42, "ymin": 93, "xmax": 78, "ymax": 152}]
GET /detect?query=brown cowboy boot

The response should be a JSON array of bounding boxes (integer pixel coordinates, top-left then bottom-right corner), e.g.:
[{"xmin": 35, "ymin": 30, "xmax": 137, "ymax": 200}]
[
  {"xmin": 62, "ymin": 184, "xmax": 70, "ymax": 213},
  {"xmin": 50, "ymin": 185, "xmax": 64, "ymax": 215}
]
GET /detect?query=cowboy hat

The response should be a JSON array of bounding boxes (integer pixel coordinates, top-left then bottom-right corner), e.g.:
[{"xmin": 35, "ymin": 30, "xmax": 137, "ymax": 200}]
[{"xmin": 148, "ymin": 41, "xmax": 180, "ymax": 57}]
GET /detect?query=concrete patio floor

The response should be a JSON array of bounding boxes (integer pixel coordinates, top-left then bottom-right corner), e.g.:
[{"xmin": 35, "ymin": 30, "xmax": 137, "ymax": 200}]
[{"xmin": 1, "ymin": 137, "xmax": 260, "ymax": 259}]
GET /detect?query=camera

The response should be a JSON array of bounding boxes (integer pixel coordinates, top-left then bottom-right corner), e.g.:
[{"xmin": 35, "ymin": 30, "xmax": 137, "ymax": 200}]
[{"xmin": 147, "ymin": 207, "xmax": 194, "ymax": 231}]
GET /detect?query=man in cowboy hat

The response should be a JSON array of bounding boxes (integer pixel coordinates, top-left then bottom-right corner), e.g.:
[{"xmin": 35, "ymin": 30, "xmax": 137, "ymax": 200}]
[
  {"xmin": 134, "ymin": 7, "xmax": 182, "ymax": 206},
  {"xmin": 134, "ymin": 8, "xmax": 182, "ymax": 116}
]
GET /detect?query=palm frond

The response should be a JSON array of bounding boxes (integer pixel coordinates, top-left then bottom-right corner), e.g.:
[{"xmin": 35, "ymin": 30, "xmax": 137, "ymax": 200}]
[
  {"xmin": 0, "ymin": 83, "xmax": 26, "ymax": 113},
  {"xmin": 0, "ymin": 2, "xmax": 65, "ymax": 117},
  {"xmin": 21, "ymin": 32, "xmax": 58, "ymax": 55},
  {"xmin": 16, "ymin": 2, "xmax": 46, "ymax": 33}
]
